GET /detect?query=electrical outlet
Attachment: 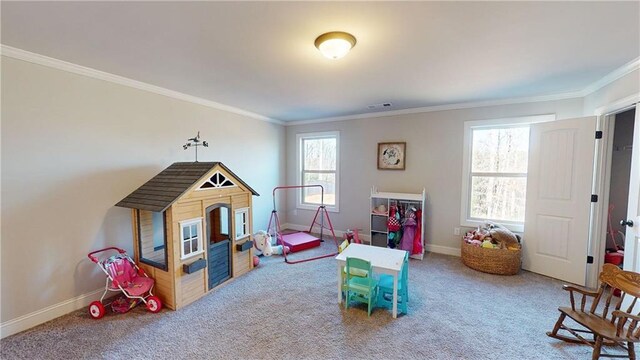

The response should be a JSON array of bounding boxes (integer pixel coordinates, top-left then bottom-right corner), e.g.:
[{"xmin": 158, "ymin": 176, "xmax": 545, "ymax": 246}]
[{"xmin": 454, "ymin": 227, "xmax": 460, "ymax": 236}]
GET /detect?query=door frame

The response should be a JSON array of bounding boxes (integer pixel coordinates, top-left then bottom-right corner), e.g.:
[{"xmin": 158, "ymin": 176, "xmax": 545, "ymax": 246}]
[
  {"xmin": 205, "ymin": 203, "xmax": 232, "ymax": 290},
  {"xmin": 587, "ymin": 93, "xmax": 639, "ymax": 288}
]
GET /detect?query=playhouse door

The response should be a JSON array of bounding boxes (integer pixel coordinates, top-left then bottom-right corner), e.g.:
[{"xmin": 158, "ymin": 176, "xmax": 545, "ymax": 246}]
[{"xmin": 206, "ymin": 204, "xmax": 232, "ymax": 289}]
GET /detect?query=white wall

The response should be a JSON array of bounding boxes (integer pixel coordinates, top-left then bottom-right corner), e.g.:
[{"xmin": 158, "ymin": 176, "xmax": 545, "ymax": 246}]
[
  {"xmin": 0, "ymin": 57, "xmax": 285, "ymax": 331},
  {"xmin": 285, "ymin": 98, "xmax": 584, "ymax": 254}
]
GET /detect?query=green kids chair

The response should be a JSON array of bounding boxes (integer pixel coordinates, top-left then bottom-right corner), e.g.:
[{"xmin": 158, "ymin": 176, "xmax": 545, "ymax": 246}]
[
  {"xmin": 377, "ymin": 251, "xmax": 409, "ymax": 315},
  {"xmin": 339, "ymin": 242, "xmax": 368, "ymax": 296},
  {"xmin": 345, "ymin": 257, "xmax": 378, "ymax": 316}
]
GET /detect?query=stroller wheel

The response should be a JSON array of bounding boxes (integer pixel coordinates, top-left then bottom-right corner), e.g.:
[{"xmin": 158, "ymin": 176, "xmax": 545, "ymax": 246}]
[
  {"xmin": 89, "ymin": 301, "xmax": 105, "ymax": 319},
  {"xmin": 146, "ymin": 296, "xmax": 162, "ymax": 313}
]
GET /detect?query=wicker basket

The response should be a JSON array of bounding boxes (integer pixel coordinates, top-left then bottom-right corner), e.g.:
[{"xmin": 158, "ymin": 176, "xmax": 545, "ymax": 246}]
[{"xmin": 460, "ymin": 239, "xmax": 521, "ymax": 275}]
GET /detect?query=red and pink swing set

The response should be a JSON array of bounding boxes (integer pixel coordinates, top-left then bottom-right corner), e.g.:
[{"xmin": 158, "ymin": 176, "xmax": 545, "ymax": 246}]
[{"xmin": 267, "ymin": 185, "xmax": 339, "ymax": 264}]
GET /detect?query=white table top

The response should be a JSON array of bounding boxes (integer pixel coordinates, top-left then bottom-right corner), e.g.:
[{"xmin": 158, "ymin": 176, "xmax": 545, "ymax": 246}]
[{"xmin": 335, "ymin": 244, "xmax": 406, "ymax": 272}]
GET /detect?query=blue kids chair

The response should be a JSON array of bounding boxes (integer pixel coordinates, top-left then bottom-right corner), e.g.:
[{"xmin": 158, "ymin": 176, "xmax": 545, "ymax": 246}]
[
  {"xmin": 377, "ymin": 251, "xmax": 409, "ymax": 315},
  {"xmin": 345, "ymin": 257, "xmax": 378, "ymax": 316}
]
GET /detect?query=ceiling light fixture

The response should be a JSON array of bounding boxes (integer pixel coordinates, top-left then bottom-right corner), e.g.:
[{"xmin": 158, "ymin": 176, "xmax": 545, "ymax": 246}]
[{"xmin": 314, "ymin": 31, "xmax": 357, "ymax": 60}]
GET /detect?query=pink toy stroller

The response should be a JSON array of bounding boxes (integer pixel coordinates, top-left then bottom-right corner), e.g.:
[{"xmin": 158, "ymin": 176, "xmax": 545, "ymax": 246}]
[{"xmin": 87, "ymin": 247, "xmax": 162, "ymax": 319}]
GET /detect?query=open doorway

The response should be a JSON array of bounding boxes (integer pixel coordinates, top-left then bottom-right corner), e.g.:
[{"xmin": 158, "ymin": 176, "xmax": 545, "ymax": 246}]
[
  {"xmin": 206, "ymin": 204, "xmax": 232, "ymax": 289},
  {"xmin": 605, "ymin": 109, "xmax": 635, "ymax": 255}
]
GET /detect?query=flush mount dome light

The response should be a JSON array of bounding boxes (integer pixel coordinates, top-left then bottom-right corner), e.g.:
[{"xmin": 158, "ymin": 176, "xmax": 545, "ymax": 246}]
[{"xmin": 314, "ymin": 31, "xmax": 357, "ymax": 59}]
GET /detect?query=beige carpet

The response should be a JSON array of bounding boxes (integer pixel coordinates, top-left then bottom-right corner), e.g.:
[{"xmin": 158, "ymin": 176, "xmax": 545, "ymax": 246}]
[{"xmin": 0, "ymin": 242, "xmax": 624, "ymax": 359}]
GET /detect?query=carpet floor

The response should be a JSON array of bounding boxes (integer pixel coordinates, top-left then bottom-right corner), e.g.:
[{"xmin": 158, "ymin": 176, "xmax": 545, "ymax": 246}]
[{"xmin": 0, "ymin": 242, "xmax": 626, "ymax": 359}]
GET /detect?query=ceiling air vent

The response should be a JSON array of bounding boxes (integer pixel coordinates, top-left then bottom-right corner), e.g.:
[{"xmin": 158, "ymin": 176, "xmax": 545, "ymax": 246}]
[{"xmin": 367, "ymin": 102, "xmax": 393, "ymax": 109}]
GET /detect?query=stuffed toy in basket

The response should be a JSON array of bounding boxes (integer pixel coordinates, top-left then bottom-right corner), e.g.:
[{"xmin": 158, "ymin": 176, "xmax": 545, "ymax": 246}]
[{"xmin": 462, "ymin": 223, "xmax": 521, "ymax": 275}]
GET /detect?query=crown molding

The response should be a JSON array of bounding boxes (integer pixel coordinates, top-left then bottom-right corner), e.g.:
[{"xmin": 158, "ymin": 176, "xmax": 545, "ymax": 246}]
[
  {"xmin": 594, "ymin": 93, "xmax": 640, "ymax": 116},
  {"xmin": 0, "ymin": 45, "xmax": 284, "ymax": 125},
  {"xmin": 580, "ymin": 57, "xmax": 640, "ymax": 97},
  {"xmin": 2, "ymin": 44, "xmax": 637, "ymax": 127},
  {"xmin": 285, "ymin": 91, "xmax": 584, "ymax": 126},
  {"xmin": 286, "ymin": 57, "xmax": 640, "ymax": 126}
]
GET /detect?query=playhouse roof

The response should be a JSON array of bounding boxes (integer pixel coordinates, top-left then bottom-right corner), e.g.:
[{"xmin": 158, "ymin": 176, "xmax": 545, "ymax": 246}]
[{"xmin": 115, "ymin": 162, "xmax": 259, "ymax": 212}]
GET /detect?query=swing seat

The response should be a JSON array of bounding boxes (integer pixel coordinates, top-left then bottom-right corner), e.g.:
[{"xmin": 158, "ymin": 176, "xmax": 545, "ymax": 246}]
[{"xmin": 547, "ymin": 264, "xmax": 640, "ymax": 359}]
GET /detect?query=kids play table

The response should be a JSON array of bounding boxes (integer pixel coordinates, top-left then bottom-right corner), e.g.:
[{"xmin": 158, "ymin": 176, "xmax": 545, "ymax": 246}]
[{"xmin": 335, "ymin": 243, "xmax": 407, "ymax": 318}]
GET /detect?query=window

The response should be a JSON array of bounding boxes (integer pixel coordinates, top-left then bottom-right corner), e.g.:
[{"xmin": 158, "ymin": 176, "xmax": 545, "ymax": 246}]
[
  {"xmin": 297, "ymin": 131, "xmax": 339, "ymax": 211},
  {"xmin": 234, "ymin": 208, "xmax": 249, "ymax": 240},
  {"xmin": 136, "ymin": 210, "xmax": 168, "ymax": 270},
  {"xmin": 461, "ymin": 115, "xmax": 555, "ymax": 232},
  {"xmin": 180, "ymin": 218, "xmax": 204, "ymax": 260},
  {"xmin": 219, "ymin": 207, "xmax": 229, "ymax": 236}
]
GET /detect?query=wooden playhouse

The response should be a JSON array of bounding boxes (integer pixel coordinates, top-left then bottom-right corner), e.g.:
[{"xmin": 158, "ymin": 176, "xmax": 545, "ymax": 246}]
[{"xmin": 116, "ymin": 162, "xmax": 258, "ymax": 310}]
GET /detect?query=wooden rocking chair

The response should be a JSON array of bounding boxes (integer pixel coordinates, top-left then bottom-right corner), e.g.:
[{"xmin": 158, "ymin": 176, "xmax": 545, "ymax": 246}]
[{"xmin": 547, "ymin": 264, "xmax": 640, "ymax": 359}]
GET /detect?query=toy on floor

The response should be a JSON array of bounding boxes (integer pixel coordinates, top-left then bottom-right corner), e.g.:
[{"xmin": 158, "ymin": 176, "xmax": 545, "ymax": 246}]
[
  {"xmin": 111, "ymin": 296, "xmax": 141, "ymax": 313},
  {"xmin": 87, "ymin": 247, "xmax": 162, "ymax": 319},
  {"xmin": 605, "ymin": 204, "xmax": 625, "ymax": 266},
  {"xmin": 344, "ymin": 228, "xmax": 362, "ymax": 244},
  {"xmin": 253, "ymin": 230, "xmax": 289, "ymax": 257}
]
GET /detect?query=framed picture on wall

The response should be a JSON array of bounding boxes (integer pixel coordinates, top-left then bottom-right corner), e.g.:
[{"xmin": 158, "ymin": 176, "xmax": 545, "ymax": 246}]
[{"xmin": 377, "ymin": 142, "xmax": 406, "ymax": 170}]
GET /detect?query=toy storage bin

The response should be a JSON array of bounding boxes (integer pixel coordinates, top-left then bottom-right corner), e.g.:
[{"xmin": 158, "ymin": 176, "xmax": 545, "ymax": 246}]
[
  {"xmin": 371, "ymin": 232, "xmax": 387, "ymax": 247},
  {"xmin": 460, "ymin": 239, "xmax": 521, "ymax": 275}
]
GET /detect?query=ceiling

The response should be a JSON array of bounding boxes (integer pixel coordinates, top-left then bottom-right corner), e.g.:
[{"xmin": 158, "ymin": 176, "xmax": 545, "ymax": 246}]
[{"xmin": 2, "ymin": 1, "xmax": 639, "ymax": 123}]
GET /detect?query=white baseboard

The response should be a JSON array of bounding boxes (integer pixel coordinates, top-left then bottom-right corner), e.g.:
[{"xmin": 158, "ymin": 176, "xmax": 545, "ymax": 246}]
[
  {"xmin": 281, "ymin": 223, "xmax": 460, "ymax": 256},
  {"xmin": 282, "ymin": 222, "xmax": 346, "ymax": 237},
  {"xmin": 0, "ymin": 234, "xmax": 458, "ymax": 339},
  {"xmin": 1, "ymin": 288, "xmax": 104, "ymax": 339},
  {"xmin": 281, "ymin": 223, "xmax": 370, "ymax": 243},
  {"xmin": 281, "ymin": 223, "xmax": 308, "ymax": 233},
  {"xmin": 425, "ymin": 244, "xmax": 461, "ymax": 257}
]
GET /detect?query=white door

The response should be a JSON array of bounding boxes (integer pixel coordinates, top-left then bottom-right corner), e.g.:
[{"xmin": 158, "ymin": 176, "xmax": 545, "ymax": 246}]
[
  {"xmin": 623, "ymin": 109, "xmax": 640, "ymax": 272},
  {"xmin": 523, "ymin": 116, "xmax": 597, "ymax": 285}
]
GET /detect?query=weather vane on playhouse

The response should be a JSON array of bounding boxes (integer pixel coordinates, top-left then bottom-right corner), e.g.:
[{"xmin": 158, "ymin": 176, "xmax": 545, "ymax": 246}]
[{"xmin": 183, "ymin": 131, "xmax": 208, "ymax": 162}]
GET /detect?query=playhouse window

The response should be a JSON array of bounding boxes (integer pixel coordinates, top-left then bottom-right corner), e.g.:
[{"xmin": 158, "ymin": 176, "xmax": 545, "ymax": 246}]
[
  {"xmin": 136, "ymin": 210, "xmax": 168, "ymax": 271},
  {"xmin": 180, "ymin": 218, "xmax": 204, "ymax": 260},
  {"xmin": 235, "ymin": 208, "xmax": 249, "ymax": 240}
]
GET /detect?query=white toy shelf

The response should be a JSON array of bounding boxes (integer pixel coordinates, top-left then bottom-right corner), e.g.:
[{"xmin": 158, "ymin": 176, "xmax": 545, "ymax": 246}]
[{"xmin": 370, "ymin": 186, "xmax": 426, "ymax": 260}]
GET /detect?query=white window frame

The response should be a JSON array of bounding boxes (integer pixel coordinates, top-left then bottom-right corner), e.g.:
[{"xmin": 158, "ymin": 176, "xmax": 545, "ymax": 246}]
[
  {"xmin": 296, "ymin": 131, "xmax": 340, "ymax": 212},
  {"xmin": 460, "ymin": 114, "xmax": 556, "ymax": 232},
  {"xmin": 179, "ymin": 218, "xmax": 204, "ymax": 260},
  {"xmin": 234, "ymin": 207, "xmax": 250, "ymax": 241}
]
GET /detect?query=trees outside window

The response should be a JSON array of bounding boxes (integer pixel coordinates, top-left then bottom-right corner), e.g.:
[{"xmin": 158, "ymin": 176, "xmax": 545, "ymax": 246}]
[
  {"xmin": 469, "ymin": 126, "xmax": 529, "ymax": 223},
  {"xmin": 297, "ymin": 131, "xmax": 339, "ymax": 211},
  {"xmin": 461, "ymin": 114, "xmax": 555, "ymax": 232}
]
